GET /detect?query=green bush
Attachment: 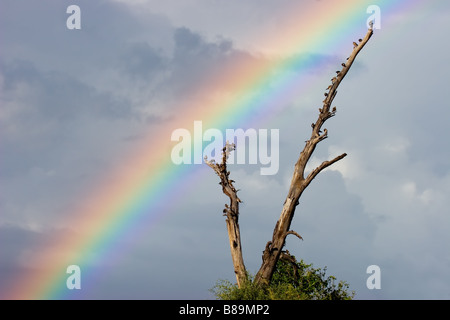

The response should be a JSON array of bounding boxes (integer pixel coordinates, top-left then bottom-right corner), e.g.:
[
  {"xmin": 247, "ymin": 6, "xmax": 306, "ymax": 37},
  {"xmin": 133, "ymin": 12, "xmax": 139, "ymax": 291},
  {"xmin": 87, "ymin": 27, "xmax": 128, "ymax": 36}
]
[{"xmin": 211, "ymin": 259, "xmax": 354, "ymax": 300}]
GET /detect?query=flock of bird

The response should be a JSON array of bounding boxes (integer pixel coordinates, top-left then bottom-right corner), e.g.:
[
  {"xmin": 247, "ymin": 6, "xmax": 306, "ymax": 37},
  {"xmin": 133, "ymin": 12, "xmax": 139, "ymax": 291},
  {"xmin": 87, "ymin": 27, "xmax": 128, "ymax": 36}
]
[
  {"xmin": 325, "ymin": 38, "xmax": 363, "ymax": 96},
  {"xmin": 313, "ymin": 37, "xmax": 365, "ymax": 127}
]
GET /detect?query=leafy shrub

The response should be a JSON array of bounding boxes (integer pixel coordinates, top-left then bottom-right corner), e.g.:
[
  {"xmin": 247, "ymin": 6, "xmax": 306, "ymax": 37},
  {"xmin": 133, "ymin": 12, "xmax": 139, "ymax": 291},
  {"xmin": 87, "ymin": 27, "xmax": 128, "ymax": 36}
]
[{"xmin": 211, "ymin": 259, "xmax": 354, "ymax": 300}]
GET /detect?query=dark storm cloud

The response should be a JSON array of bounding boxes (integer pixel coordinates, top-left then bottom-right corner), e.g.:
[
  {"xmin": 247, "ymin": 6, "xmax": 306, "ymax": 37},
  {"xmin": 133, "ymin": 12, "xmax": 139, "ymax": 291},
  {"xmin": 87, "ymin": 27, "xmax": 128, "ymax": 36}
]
[
  {"xmin": 119, "ymin": 42, "xmax": 167, "ymax": 81},
  {"xmin": 0, "ymin": 58, "xmax": 138, "ymax": 184},
  {"xmin": 169, "ymin": 27, "xmax": 252, "ymax": 96},
  {"xmin": 1, "ymin": 60, "xmax": 131, "ymax": 120}
]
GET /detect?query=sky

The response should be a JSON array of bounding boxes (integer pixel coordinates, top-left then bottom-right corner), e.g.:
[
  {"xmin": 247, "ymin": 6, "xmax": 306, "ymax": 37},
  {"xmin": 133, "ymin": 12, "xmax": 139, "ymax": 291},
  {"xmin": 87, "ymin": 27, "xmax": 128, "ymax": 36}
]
[{"xmin": 1, "ymin": 0, "xmax": 450, "ymax": 300}]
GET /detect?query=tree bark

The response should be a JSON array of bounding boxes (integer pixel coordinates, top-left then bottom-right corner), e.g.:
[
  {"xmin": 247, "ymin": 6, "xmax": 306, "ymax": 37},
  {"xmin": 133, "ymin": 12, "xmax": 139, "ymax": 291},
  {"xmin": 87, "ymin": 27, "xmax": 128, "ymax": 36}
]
[
  {"xmin": 205, "ymin": 144, "xmax": 247, "ymax": 287},
  {"xmin": 253, "ymin": 26, "xmax": 374, "ymax": 286},
  {"xmin": 206, "ymin": 26, "xmax": 374, "ymax": 289}
]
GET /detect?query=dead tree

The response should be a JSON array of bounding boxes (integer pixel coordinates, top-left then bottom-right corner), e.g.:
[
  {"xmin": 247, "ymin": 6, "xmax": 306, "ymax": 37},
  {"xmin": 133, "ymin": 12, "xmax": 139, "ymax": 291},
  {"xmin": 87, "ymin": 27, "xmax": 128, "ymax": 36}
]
[
  {"xmin": 206, "ymin": 25, "xmax": 374, "ymax": 288},
  {"xmin": 205, "ymin": 144, "xmax": 247, "ymax": 287}
]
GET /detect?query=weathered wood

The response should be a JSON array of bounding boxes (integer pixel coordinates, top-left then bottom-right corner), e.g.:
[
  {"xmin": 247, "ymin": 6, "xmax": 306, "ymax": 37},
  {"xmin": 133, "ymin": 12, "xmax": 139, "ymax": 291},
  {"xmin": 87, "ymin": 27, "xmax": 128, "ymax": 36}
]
[
  {"xmin": 253, "ymin": 26, "xmax": 374, "ymax": 286},
  {"xmin": 205, "ymin": 143, "xmax": 247, "ymax": 287},
  {"xmin": 206, "ymin": 26, "xmax": 374, "ymax": 290}
]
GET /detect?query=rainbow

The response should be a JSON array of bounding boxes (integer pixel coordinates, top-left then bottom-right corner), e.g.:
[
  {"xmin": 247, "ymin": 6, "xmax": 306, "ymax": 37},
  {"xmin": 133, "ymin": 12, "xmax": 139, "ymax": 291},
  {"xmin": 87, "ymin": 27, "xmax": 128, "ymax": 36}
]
[{"xmin": 4, "ymin": 0, "xmax": 423, "ymax": 299}]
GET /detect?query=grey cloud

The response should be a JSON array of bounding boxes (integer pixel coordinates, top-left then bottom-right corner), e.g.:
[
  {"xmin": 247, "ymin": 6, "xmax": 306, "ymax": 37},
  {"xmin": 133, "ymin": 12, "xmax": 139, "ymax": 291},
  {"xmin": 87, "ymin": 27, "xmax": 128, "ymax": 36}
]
[
  {"xmin": 119, "ymin": 42, "xmax": 167, "ymax": 81},
  {"xmin": 169, "ymin": 27, "xmax": 242, "ymax": 96},
  {"xmin": 1, "ymin": 60, "xmax": 131, "ymax": 121},
  {"xmin": 0, "ymin": 59, "xmax": 136, "ymax": 175}
]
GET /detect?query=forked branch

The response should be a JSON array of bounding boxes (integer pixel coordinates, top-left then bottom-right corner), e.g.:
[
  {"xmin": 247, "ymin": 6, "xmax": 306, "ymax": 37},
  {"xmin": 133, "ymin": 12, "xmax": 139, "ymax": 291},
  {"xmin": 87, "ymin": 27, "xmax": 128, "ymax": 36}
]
[
  {"xmin": 254, "ymin": 26, "xmax": 374, "ymax": 286},
  {"xmin": 206, "ymin": 25, "xmax": 375, "ymax": 290}
]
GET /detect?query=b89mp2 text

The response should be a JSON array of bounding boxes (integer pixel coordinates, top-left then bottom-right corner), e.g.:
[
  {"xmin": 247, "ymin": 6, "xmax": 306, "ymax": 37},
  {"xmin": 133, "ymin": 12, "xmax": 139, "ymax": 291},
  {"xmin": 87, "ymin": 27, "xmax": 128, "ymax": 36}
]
[{"xmin": 224, "ymin": 304, "xmax": 269, "ymax": 315}]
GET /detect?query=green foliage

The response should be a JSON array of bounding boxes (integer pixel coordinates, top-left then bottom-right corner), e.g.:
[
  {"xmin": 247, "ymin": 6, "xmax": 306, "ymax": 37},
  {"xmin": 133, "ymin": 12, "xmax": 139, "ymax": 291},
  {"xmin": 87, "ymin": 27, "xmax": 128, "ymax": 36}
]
[{"xmin": 211, "ymin": 259, "xmax": 354, "ymax": 300}]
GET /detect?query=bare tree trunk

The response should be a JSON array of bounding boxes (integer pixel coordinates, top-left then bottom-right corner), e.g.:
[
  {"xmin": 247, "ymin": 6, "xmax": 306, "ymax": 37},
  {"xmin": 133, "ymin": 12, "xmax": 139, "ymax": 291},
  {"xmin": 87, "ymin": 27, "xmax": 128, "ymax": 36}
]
[
  {"xmin": 206, "ymin": 26, "xmax": 374, "ymax": 289},
  {"xmin": 205, "ymin": 144, "xmax": 247, "ymax": 287},
  {"xmin": 254, "ymin": 26, "xmax": 374, "ymax": 286}
]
